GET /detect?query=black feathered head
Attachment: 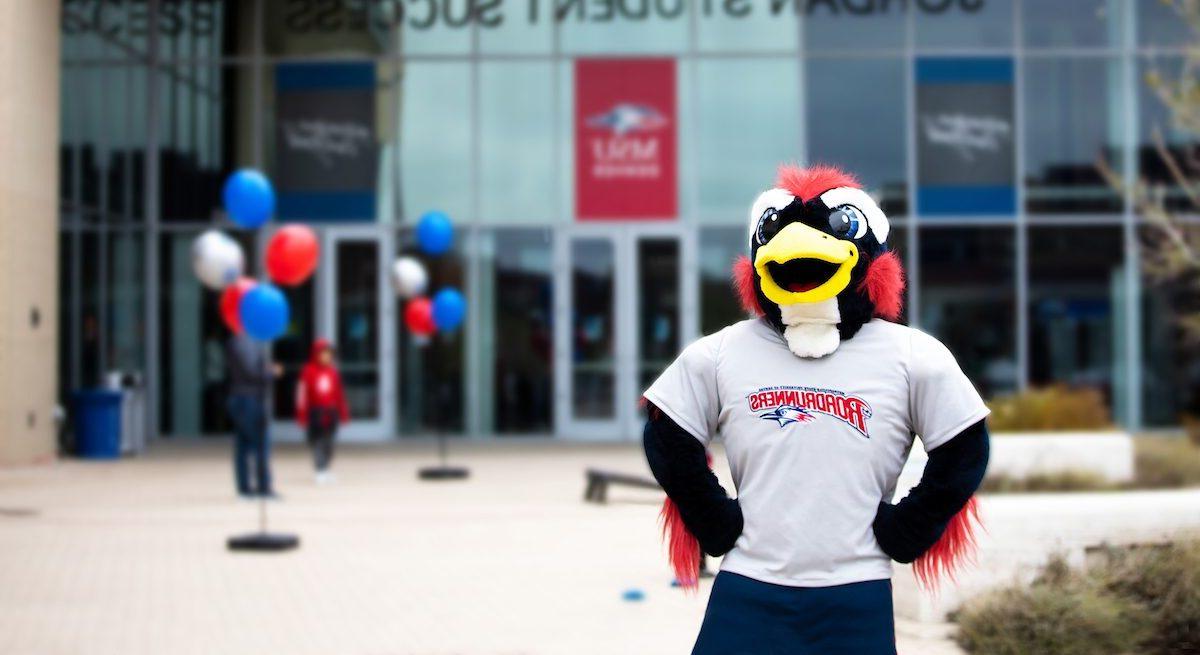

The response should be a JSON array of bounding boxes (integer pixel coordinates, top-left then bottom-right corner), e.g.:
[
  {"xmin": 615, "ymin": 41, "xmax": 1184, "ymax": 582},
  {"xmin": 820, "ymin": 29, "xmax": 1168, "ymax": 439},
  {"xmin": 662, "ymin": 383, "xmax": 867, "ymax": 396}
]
[{"xmin": 733, "ymin": 165, "xmax": 905, "ymax": 355}]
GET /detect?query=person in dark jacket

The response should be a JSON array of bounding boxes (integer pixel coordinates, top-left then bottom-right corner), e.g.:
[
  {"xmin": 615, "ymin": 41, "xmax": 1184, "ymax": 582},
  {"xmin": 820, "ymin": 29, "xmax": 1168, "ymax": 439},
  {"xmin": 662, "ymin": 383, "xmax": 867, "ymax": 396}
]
[{"xmin": 226, "ymin": 331, "xmax": 281, "ymax": 499}]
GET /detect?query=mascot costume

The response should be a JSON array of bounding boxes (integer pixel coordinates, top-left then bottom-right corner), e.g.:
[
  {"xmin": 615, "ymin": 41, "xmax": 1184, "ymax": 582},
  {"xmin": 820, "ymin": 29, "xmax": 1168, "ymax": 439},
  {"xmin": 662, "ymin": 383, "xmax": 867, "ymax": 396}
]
[{"xmin": 643, "ymin": 165, "xmax": 990, "ymax": 654}]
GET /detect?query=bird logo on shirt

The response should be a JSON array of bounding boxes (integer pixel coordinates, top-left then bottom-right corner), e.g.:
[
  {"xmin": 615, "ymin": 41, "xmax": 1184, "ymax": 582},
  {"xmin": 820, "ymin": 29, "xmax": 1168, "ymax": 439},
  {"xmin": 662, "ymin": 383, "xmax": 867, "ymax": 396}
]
[{"xmin": 758, "ymin": 406, "xmax": 815, "ymax": 428}]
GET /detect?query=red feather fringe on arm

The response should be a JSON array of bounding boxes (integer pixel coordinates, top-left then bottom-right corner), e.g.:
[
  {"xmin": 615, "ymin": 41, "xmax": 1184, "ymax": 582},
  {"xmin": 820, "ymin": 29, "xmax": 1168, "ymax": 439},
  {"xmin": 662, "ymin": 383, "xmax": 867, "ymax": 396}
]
[
  {"xmin": 660, "ymin": 498, "xmax": 701, "ymax": 591},
  {"xmin": 912, "ymin": 495, "xmax": 981, "ymax": 592}
]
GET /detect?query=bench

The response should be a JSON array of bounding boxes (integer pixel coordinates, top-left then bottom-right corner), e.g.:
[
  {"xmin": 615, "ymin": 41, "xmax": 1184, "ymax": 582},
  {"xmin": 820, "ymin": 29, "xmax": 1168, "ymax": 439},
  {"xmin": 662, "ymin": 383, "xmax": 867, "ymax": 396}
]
[{"xmin": 584, "ymin": 468, "xmax": 661, "ymax": 503}]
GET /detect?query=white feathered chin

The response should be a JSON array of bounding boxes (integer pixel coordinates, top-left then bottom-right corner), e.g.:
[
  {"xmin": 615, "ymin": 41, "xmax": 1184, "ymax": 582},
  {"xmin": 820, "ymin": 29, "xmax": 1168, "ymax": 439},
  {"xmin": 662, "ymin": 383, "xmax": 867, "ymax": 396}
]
[{"xmin": 780, "ymin": 299, "xmax": 840, "ymax": 358}]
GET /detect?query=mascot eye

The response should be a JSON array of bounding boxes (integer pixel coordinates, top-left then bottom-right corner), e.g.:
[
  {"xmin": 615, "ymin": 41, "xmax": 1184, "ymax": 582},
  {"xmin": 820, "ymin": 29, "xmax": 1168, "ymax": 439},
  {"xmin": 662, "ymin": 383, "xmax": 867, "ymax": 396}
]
[
  {"xmin": 828, "ymin": 205, "xmax": 868, "ymax": 240},
  {"xmin": 755, "ymin": 208, "xmax": 782, "ymax": 246}
]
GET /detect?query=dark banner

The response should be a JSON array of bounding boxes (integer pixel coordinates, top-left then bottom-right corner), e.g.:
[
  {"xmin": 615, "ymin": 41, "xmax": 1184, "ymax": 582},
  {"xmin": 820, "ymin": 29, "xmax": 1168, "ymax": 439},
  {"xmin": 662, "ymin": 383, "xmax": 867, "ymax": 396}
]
[
  {"xmin": 915, "ymin": 57, "xmax": 1015, "ymax": 216},
  {"xmin": 575, "ymin": 58, "xmax": 677, "ymax": 220},
  {"xmin": 275, "ymin": 62, "xmax": 378, "ymax": 221}
]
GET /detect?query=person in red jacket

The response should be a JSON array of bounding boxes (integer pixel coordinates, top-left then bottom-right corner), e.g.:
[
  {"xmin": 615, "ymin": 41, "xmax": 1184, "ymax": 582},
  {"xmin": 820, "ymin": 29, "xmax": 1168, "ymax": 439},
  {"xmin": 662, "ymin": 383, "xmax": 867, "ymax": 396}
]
[{"xmin": 296, "ymin": 339, "xmax": 350, "ymax": 484}]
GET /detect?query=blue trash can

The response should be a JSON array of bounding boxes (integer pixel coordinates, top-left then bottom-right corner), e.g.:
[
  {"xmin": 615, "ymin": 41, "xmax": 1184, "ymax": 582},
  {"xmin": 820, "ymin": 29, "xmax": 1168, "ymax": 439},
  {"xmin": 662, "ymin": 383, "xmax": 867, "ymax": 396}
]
[{"xmin": 71, "ymin": 390, "xmax": 123, "ymax": 459}]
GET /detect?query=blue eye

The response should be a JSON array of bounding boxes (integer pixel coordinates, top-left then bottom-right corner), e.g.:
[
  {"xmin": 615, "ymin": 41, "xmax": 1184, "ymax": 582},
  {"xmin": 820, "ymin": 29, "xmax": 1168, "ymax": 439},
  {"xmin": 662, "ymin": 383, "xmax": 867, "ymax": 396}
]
[
  {"xmin": 828, "ymin": 205, "xmax": 867, "ymax": 239},
  {"xmin": 755, "ymin": 208, "xmax": 782, "ymax": 246}
]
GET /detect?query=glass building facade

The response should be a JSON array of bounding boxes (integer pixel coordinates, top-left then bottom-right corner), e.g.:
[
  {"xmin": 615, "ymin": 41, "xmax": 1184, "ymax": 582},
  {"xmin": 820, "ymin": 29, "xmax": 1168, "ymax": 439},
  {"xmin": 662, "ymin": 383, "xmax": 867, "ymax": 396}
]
[{"xmin": 59, "ymin": 0, "xmax": 1199, "ymax": 440}]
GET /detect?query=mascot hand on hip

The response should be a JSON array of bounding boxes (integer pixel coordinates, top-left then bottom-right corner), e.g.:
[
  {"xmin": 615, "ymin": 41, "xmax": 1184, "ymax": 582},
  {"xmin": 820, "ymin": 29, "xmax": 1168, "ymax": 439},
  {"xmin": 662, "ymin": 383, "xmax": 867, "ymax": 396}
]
[{"xmin": 642, "ymin": 165, "xmax": 990, "ymax": 655}]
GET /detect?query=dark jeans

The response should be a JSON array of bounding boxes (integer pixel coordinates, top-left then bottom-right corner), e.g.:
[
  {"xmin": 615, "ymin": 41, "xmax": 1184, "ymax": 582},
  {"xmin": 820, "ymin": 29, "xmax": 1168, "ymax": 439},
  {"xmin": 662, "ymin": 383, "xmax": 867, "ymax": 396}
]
[
  {"xmin": 227, "ymin": 393, "xmax": 272, "ymax": 496},
  {"xmin": 307, "ymin": 407, "xmax": 339, "ymax": 473}
]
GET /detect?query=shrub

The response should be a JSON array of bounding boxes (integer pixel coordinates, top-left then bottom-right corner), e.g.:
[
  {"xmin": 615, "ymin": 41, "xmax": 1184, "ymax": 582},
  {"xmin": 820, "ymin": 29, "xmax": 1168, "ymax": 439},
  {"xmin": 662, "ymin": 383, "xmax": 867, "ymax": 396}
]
[
  {"xmin": 956, "ymin": 543, "xmax": 1200, "ymax": 655},
  {"xmin": 987, "ymin": 386, "xmax": 1113, "ymax": 432},
  {"xmin": 956, "ymin": 581, "xmax": 1148, "ymax": 655},
  {"xmin": 980, "ymin": 470, "xmax": 1115, "ymax": 494},
  {"xmin": 1134, "ymin": 436, "xmax": 1200, "ymax": 489}
]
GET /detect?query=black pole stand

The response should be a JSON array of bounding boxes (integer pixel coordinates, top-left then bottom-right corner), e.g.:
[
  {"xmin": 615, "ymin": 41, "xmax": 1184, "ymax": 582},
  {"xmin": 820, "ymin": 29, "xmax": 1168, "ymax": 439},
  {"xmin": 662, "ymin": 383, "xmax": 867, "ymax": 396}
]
[
  {"xmin": 418, "ymin": 379, "xmax": 469, "ymax": 481},
  {"xmin": 227, "ymin": 495, "xmax": 300, "ymax": 552}
]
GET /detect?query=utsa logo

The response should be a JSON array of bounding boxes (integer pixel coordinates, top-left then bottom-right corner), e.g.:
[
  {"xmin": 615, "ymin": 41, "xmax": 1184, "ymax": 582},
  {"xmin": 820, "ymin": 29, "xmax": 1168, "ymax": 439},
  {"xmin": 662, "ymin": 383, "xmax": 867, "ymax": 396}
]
[
  {"xmin": 759, "ymin": 406, "xmax": 816, "ymax": 428},
  {"xmin": 748, "ymin": 386, "xmax": 872, "ymax": 437},
  {"xmin": 586, "ymin": 103, "xmax": 668, "ymax": 136}
]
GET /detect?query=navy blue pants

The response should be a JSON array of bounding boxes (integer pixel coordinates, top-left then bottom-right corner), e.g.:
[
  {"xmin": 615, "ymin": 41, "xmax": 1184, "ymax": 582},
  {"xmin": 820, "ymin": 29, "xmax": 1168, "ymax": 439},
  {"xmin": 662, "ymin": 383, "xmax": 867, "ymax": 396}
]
[
  {"xmin": 692, "ymin": 572, "xmax": 896, "ymax": 655},
  {"xmin": 227, "ymin": 394, "xmax": 273, "ymax": 496}
]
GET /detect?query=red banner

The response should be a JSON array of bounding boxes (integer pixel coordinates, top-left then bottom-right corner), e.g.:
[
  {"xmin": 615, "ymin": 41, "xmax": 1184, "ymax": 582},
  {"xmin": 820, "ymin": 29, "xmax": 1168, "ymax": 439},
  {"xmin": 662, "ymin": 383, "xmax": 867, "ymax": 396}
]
[{"xmin": 574, "ymin": 58, "xmax": 677, "ymax": 220}]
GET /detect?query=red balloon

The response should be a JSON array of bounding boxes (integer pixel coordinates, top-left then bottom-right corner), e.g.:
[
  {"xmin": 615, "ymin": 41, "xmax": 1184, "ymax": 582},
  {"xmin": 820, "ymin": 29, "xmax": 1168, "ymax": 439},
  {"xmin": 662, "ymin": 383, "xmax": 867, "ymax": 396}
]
[
  {"xmin": 265, "ymin": 225, "xmax": 319, "ymax": 286},
  {"xmin": 220, "ymin": 277, "xmax": 257, "ymax": 334},
  {"xmin": 404, "ymin": 297, "xmax": 436, "ymax": 336}
]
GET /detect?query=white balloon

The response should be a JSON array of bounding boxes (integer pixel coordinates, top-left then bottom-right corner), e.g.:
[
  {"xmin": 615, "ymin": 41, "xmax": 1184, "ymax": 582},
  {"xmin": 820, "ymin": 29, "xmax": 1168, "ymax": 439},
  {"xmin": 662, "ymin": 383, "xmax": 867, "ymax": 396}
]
[
  {"xmin": 191, "ymin": 230, "xmax": 245, "ymax": 290},
  {"xmin": 391, "ymin": 256, "xmax": 428, "ymax": 299}
]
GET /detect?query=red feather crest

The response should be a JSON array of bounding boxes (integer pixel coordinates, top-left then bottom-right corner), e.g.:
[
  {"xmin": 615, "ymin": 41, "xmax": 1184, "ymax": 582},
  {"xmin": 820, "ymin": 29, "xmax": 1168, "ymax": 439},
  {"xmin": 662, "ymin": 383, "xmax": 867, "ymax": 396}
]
[{"xmin": 776, "ymin": 164, "xmax": 860, "ymax": 202}]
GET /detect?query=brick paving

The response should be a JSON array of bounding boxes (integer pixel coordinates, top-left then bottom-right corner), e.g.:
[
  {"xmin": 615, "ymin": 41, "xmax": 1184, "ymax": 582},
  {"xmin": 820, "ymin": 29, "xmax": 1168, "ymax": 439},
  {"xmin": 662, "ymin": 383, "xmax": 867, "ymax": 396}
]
[{"xmin": 0, "ymin": 441, "xmax": 962, "ymax": 655}]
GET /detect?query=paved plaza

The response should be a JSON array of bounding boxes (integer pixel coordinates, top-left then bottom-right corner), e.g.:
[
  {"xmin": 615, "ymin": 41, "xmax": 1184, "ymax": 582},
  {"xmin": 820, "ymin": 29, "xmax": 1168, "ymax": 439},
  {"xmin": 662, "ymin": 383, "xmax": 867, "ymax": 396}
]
[{"xmin": 0, "ymin": 441, "xmax": 961, "ymax": 654}]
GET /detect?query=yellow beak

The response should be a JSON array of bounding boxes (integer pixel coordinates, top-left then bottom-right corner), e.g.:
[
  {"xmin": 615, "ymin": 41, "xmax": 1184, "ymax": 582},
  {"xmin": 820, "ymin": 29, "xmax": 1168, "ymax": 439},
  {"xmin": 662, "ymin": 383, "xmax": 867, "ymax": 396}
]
[{"xmin": 754, "ymin": 222, "xmax": 859, "ymax": 305}]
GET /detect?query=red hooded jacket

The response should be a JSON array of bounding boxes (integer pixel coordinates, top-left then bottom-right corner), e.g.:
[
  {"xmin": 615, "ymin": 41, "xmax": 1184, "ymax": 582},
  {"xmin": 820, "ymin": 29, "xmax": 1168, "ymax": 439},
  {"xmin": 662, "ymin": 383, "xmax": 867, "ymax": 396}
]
[{"xmin": 296, "ymin": 339, "xmax": 350, "ymax": 427}]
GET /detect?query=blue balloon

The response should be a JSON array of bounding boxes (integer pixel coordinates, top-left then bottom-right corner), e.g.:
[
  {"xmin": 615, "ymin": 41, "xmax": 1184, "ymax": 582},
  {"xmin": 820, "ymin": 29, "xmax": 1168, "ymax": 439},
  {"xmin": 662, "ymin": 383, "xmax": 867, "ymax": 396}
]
[
  {"xmin": 416, "ymin": 211, "xmax": 454, "ymax": 255},
  {"xmin": 431, "ymin": 288, "xmax": 466, "ymax": 332},
  {"xmin": 222, "ymin": 169, "xmax": 276, "ymax": 228},
  {"xmin": 238, "ymin": 283, "xmax": 290, "ymax": 341}
]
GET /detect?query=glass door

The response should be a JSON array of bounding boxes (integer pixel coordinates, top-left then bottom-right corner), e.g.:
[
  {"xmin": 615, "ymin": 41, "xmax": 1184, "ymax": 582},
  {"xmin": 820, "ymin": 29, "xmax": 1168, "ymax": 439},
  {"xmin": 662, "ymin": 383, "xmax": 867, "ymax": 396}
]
[
  {"xmin": 555, "ymin": 226, "xmax": 693, "ymax": 441},
  {"xmin": 321, "ymin": 227, "xmax": 396, "ymax": 440}
]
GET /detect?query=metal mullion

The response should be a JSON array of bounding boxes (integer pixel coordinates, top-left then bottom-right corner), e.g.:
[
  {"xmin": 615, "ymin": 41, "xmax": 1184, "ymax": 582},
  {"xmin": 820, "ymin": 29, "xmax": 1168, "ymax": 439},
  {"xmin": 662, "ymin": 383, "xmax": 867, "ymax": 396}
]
[
  {"xmin": 904, "ymin": 4, "xmax": 919, "ymax": 328},
  {"xmin": 1121, "ymin": 0, "xmax": 1142, "ymax": 430},
  {"xmin": 465, "ymin": 20, "xmax": 483, "ymax": 438},
  {"xmin": 144, "ymin": 0, "xmax": 162, "ymax": 438},
  {"xmin": 1014, "ymin": 0, "xmax": 1029, "ymax": 392}
]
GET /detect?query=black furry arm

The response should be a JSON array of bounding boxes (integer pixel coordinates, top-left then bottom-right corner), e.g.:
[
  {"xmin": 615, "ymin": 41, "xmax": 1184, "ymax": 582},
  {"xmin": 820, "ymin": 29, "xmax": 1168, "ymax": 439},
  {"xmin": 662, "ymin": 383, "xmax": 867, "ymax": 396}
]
[
  {"xmin": 643, "ymin": 402, "xmax": 743, "ymax": 556},
  {"xmin": 873, "ymin": 419, "xmax": 990, "ymax": 564}
]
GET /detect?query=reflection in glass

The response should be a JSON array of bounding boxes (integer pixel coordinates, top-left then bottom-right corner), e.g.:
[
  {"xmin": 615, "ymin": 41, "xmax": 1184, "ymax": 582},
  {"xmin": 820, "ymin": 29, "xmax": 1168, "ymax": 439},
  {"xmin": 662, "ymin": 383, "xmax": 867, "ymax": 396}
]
[
  {"xmin": 696, "ymin": 58, "xmax": 800, "ymax": 222},
  {"xmin": 1028, "ymin": 226, "xmax": 1122, "ymax": 413},
  {"xmin": 572, "ymin": 239, "xmax": 615, "ymax": 419},
  {"xmin": 700, "ymin": 2, "xmax": 797, "ymax": 52},
  {"xmin": 1024, "ymin": 58, "xmax": 1123, "ymax": 214},
  {"xmin": 638, "ymin": 239, "xmax": 680, "ymax": 392},
  {"xmin": 1138, "ymin": 57, "xmax": 1197, "ymax": 211},
  {"xmin": 491, "ymin": 230, "xmax": 554, "ymax": 433},
  {"xmin": 919, "ymin": 227, "xmax": 1016, "ymax": 399},
  {"xmin": 1022, "ymin": 0, "xmax": 1119, "ymax": 48},
  {"xmin": 106, "ymin": 232, "xmax": 145, "ymax": 372},
  {"xmin": 480, "ymin": 62, "xmax": 555, "ymax": 223},
  {"xmin": 60, "ymin": 66, "xmax": 147, "ymax": 223},
  {"xmin": 1138, "ymin": 1, "xmax": 1192, "ymax": 48},
  {"xmin": 264, "ymin": 0, "xmax": 389, "ymax": 57},
  {"xmin": 804, "ymin": 4, "xmax": 904, "ymax": 51},
  {"xmin": 1141, "ymin": 224, "xmax": 1200, "ymax": 427},
  {"xmin": 401, "ymin": 63, "xmax": 472, "ymax": 222},
  {"xmin": 335, "ymin": 241, "xmax": 381, "ymax": 419},
  {"xmin": 160, "ymin": 63, "xmax": 244, "ymax": 222},
  {"xmin": 807, "ymin": 57, "xmax": 907, "ymax": 216},
  {"xmin": 700, "ymin": 227, "xmax": 746, "ymax": 336},
  {"xmin": 915, "ymin": 0, "xmax": 1013, "ymax": 49}
]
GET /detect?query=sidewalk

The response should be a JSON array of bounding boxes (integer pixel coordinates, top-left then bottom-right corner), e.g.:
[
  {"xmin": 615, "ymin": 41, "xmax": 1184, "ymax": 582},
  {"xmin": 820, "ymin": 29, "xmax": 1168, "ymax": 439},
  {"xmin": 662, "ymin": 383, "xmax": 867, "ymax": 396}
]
[{"xmin": 0, "ymin": 441, "xmax": 962, "ymax": 655}]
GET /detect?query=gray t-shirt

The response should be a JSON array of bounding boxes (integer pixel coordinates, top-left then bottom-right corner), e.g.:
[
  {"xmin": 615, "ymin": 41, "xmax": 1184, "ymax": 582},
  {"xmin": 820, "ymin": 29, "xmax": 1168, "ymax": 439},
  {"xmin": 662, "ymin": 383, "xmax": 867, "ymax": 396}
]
[{"xmin": 643, "ymin": 318, "xmax": 989, "ymax": 587}]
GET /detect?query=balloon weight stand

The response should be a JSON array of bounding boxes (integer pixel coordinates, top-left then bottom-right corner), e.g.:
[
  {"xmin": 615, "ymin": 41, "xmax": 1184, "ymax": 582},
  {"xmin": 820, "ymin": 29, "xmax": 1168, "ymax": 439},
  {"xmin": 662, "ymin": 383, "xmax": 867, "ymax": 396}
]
[{"xmin": 227, "ymin": 497, "xmax": 299, "ymax": 553}]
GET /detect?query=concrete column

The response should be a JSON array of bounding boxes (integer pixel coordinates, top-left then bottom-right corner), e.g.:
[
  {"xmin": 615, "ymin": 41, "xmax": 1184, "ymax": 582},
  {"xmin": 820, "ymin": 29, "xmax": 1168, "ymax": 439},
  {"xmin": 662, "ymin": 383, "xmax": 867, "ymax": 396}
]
[{"xmin": 0, "ymin": 2, "xmax": 60, "ymax": 465}]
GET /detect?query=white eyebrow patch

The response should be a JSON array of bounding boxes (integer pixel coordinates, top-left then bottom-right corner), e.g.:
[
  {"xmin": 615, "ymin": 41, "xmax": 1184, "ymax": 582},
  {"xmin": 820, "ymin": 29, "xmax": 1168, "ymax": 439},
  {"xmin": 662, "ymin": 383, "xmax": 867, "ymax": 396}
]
[
  {"xmin": 747, "ymin": 188, "xmax": 796, "ymax": 238},
  {"xmin": 819, "ymin": 187, "xmax": 890, "ymax": 244}
]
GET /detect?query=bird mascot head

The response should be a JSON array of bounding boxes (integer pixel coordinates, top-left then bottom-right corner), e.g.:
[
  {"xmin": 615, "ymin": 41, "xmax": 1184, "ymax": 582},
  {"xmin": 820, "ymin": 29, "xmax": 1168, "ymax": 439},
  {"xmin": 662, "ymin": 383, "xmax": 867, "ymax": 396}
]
[{"xmin": 733, "ymin": 164, "xmax": 905, "ymax": 357}]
